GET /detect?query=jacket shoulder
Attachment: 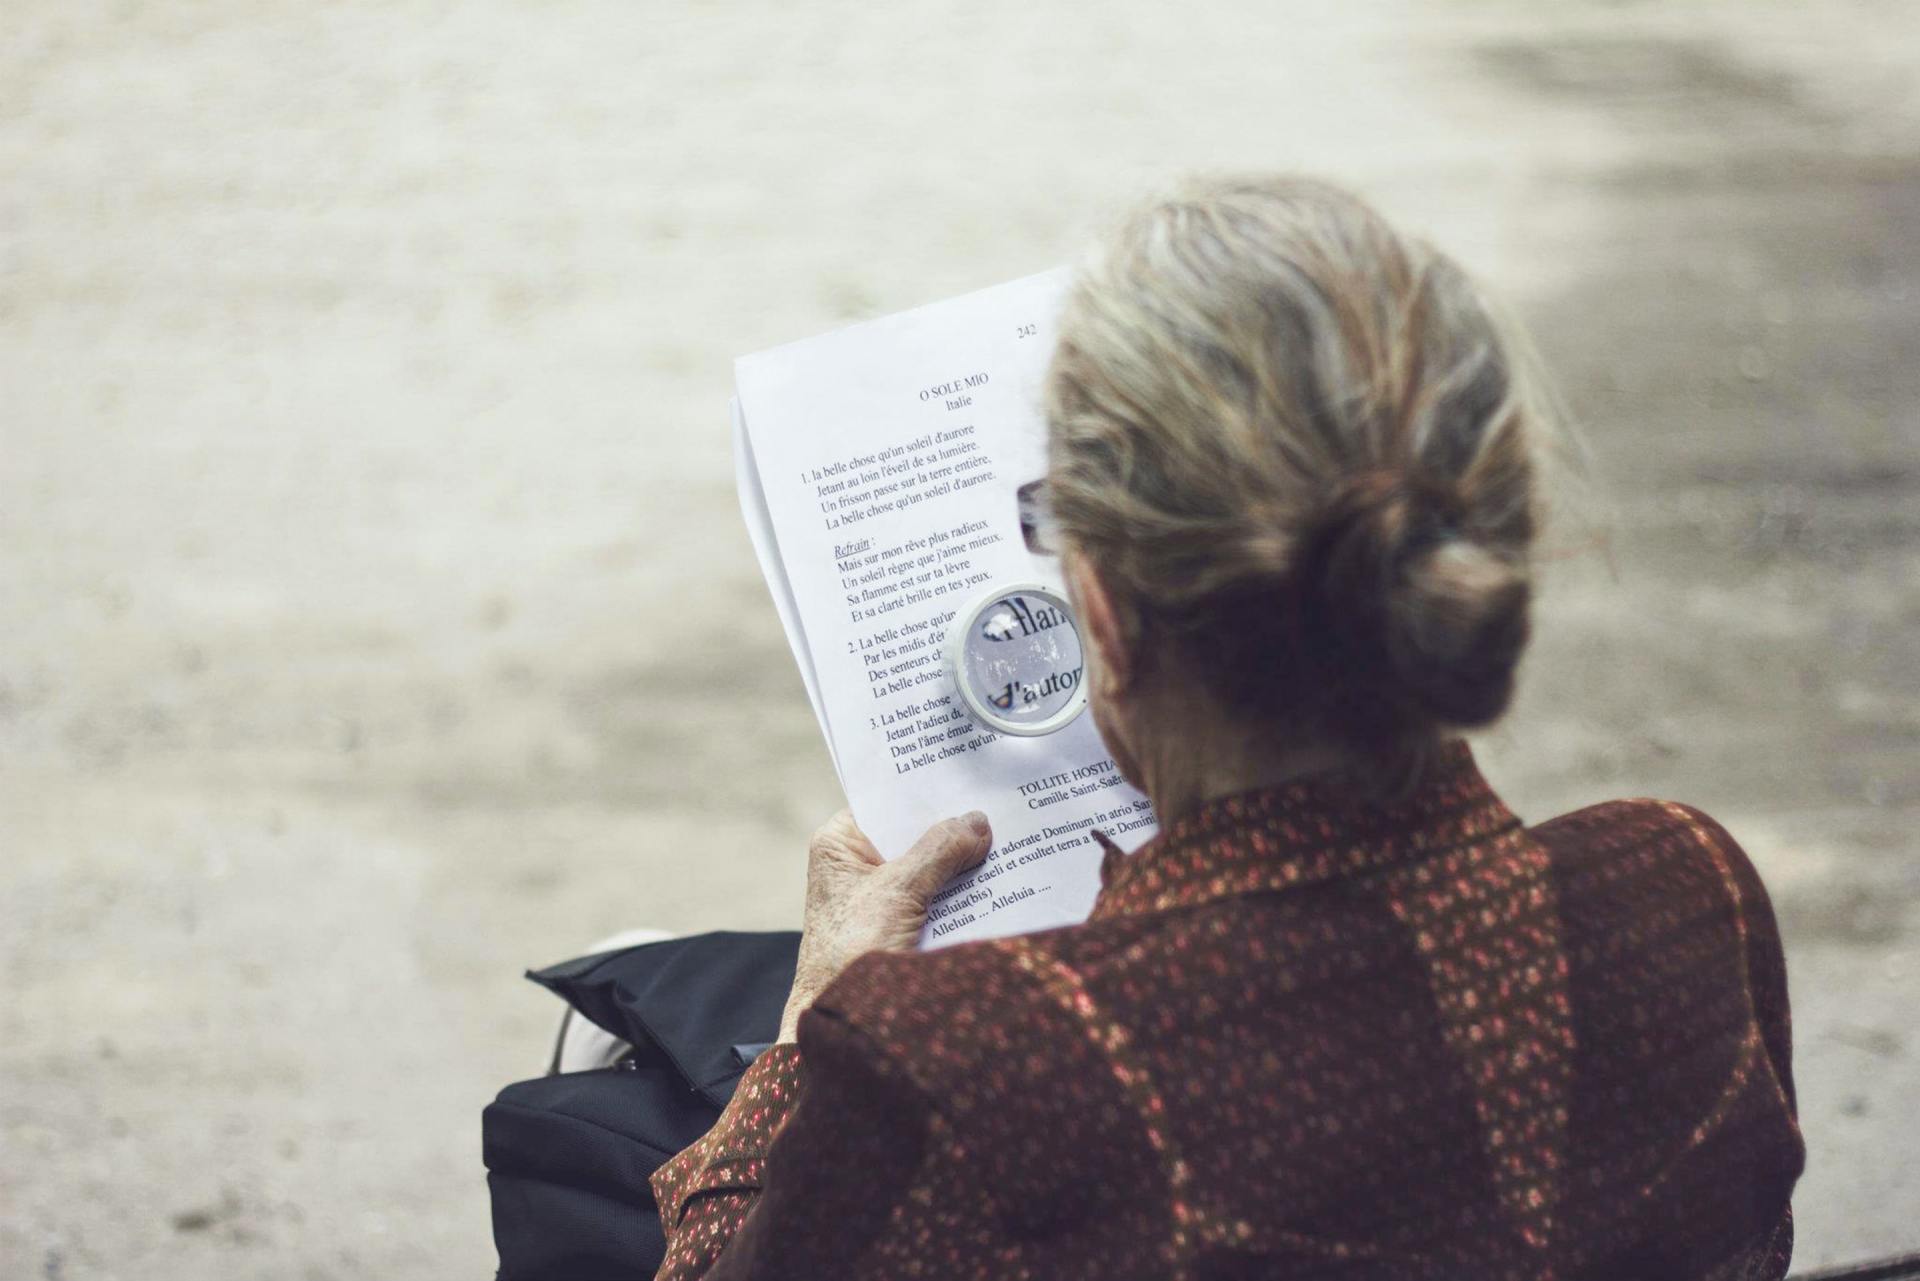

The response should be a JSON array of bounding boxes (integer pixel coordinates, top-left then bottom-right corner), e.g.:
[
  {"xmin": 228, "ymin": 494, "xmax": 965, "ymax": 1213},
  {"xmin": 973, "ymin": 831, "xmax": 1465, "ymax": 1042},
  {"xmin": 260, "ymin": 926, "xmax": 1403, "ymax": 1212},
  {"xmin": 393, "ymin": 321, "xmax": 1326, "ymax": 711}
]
[
  {"xmin": 809, "ymin": 923, "xmax": 1166, "ymax": 1227},
  {"xmin": 811, "ymin": 918, "xmax": 1162, "ymax": 1117},
  {"xmin": 1528, "ymin": 796, "xmax": 1773, "ymax": 916},
  {"xmin": 1528, "ymin": 793, "xmax": 1792, "ymax": 1098},
  {"xmin": 1530, "ymin": 794, "xmax": 1728, "ymax": 848},
  {"xmin": 813, "ymin": 921, "xmax": 1137, "ymax": 1078}
]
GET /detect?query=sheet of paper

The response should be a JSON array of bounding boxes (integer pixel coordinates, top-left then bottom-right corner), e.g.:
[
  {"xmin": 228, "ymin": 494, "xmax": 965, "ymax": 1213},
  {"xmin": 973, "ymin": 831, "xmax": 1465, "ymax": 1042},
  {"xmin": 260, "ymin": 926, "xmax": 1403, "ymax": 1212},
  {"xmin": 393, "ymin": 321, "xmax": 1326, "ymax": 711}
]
[
  {"xmin": 735, "ymin": 269, "xmax": 1158, "ymax": 947},
  {"xmin": 733, "ymin": 396, "xmax": 840, "ymax": 782}
]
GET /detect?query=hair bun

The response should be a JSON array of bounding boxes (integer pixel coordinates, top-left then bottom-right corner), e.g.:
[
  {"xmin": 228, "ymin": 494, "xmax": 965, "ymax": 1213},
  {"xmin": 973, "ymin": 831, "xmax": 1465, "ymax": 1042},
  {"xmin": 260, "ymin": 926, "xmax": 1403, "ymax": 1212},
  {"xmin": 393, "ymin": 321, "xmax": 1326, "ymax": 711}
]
[
  {"xmin": 1385, "ymin": 540, "xmax": 1530, "ymax": 726},
  {"xmin": 1304, "ymin": 470, "xmax": 1530, "ymax": 729}
]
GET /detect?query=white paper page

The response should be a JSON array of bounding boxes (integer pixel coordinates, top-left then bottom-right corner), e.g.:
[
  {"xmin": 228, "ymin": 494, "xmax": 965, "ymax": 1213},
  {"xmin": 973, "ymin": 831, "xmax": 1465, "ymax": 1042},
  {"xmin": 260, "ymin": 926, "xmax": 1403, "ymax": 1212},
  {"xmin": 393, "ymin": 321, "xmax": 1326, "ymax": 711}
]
[
  {"xmin": 735, "ymin": 269, "xmax": 1158, "ymax": 947},
  {"xmin": 732, "ymin": 397, "xmax": 840, "ymax": 782}
]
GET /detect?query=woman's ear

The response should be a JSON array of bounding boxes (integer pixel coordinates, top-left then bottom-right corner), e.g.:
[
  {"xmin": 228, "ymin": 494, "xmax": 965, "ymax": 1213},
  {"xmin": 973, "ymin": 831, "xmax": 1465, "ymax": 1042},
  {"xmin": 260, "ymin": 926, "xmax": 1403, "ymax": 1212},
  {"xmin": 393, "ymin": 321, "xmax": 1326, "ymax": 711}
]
[{"xmin": 1065, "ymin": 550, "xmax": 1134, "ymax": 693}]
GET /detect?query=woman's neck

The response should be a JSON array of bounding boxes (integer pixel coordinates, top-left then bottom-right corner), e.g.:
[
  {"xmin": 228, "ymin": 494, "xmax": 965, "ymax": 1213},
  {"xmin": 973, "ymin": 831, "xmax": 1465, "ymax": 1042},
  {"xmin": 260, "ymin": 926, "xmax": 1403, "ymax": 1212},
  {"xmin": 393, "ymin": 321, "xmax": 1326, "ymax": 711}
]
[{"xmin": 1134, "ymin": 706, "xmax": 1354, "ymax": 828}]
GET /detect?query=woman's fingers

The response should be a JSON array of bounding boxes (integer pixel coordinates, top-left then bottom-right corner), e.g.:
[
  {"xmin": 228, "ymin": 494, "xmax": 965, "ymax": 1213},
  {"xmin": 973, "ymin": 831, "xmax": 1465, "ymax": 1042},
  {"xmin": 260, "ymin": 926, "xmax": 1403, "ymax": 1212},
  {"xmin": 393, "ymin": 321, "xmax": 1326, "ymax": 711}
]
[
  {"xmin": 891, "ymin": 812, "xmax": 993, "ymax": 906},
  {"xmin": 809, "ymin": 808, "xmax": 884, "ymax": 867}
]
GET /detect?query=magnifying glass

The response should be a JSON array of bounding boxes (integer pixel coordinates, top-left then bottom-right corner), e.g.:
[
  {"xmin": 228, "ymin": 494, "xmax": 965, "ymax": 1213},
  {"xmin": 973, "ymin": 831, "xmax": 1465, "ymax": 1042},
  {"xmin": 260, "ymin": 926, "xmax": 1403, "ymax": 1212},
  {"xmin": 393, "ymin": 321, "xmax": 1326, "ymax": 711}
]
[{"xmin": 945, "ymin": 583, "xmax": 1088, "ymax": 736}]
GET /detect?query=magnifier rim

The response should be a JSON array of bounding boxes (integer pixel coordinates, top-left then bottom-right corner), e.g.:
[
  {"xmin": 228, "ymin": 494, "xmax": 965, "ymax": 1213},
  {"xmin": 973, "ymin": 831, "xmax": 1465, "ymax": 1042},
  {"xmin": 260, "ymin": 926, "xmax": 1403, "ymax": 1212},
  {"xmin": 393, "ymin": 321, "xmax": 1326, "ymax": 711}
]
[{"xmin": 945, "ymin": 581, "xmax": 1090, "ymax": 738}]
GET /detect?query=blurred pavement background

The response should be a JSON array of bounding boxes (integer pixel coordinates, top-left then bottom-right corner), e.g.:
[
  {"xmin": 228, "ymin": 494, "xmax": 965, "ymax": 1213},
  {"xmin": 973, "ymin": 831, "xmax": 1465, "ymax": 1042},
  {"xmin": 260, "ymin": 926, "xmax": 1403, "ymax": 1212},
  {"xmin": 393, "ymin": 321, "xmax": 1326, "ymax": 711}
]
[{"xmin": 2, "ymin": 2, "xmax": 1915, "ymax": 1276}]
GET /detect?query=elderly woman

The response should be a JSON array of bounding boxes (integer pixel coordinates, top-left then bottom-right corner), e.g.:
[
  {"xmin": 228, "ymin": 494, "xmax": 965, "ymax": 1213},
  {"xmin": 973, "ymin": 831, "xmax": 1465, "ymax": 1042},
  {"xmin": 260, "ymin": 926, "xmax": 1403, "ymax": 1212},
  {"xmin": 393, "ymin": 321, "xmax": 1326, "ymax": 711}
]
[{"xmin": 650, "ymin": 178, "xmax": 1804, "ymax": 1280}]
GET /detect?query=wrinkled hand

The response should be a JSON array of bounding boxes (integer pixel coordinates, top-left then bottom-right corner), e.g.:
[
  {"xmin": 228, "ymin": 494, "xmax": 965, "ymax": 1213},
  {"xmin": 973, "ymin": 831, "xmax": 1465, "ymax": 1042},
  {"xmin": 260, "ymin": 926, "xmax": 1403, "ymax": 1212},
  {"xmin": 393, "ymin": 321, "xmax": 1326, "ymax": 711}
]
[{"xmin": 778, "ymin": 809, "xmax": 992, "ymax": 1042}]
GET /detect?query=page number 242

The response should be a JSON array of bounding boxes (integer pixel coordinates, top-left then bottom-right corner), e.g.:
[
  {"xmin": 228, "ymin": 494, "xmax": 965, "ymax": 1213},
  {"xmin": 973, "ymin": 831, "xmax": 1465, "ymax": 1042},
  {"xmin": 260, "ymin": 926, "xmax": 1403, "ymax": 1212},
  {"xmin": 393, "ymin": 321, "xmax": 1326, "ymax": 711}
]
[{"xmin": 1016, "ymin": 323, "xmax": 1037, "ymax": 339}]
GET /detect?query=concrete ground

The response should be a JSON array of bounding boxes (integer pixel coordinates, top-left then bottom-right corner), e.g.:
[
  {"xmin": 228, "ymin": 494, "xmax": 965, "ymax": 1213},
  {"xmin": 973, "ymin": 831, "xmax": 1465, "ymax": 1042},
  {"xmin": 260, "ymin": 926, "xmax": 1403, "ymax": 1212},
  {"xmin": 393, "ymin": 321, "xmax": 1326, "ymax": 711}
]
[{"xmin": 2, "ymin": 2, "xmax": 1915, "ymax": 1276}]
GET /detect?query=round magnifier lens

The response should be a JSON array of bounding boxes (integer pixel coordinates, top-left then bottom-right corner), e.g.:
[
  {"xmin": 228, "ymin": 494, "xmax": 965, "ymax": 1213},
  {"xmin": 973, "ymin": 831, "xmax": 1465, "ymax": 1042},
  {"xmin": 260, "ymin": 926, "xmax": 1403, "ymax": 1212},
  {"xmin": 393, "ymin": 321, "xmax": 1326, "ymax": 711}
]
[{"xmin": 945, "ymin": 583, "xmax": 1088, "ymax": 737}]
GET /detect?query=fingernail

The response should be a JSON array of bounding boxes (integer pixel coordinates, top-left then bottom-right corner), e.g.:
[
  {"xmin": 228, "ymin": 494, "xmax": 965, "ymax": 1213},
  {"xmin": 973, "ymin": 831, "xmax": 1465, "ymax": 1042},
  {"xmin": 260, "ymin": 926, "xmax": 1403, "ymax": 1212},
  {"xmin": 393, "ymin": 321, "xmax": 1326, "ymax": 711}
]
[{"xmin": 963, "ymin": 810, "xmax": 990, "ymax": 836}]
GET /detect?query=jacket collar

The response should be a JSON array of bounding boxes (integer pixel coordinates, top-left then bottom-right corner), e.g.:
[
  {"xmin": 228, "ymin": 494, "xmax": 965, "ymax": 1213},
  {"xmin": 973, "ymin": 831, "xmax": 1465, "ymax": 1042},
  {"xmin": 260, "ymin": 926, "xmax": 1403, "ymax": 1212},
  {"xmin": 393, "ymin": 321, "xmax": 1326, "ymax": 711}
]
[{"xmin": 1089, "ymin": 740, "xmax": 1521, "ymax": 922}]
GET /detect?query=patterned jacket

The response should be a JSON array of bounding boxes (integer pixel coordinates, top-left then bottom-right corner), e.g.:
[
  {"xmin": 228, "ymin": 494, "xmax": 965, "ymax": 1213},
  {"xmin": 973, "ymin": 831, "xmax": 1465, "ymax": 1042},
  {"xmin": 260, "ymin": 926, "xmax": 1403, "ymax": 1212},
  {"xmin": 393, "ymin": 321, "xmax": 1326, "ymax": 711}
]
[{"xmin": 652, "ymin": 743, "xmax": 1803, "ymax": 1279}]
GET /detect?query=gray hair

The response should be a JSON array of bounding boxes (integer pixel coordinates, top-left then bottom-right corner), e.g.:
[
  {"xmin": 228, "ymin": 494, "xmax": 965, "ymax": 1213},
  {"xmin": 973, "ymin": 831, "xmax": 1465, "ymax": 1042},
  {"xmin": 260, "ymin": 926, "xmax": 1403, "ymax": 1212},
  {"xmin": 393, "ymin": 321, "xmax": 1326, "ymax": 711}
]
[{"xmin": 1044, "ymin": 175, "xmax": 1551, "ymax": 780}]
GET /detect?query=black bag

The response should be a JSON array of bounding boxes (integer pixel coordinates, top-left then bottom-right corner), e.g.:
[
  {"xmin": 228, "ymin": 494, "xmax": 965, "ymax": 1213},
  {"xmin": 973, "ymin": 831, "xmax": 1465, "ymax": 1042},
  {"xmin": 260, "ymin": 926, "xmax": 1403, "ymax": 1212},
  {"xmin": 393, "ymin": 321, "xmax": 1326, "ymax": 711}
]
[{"xmin": 484, "ymin": 931, "xmax": 801, "ymax": 1281}]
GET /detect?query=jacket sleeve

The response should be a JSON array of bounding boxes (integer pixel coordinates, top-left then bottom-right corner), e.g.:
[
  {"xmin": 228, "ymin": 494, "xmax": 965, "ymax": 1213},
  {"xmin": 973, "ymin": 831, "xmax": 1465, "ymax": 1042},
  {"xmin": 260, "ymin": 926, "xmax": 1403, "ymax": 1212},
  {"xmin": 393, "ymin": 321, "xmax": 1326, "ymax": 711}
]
[
  {"xmin": 649, "ymin": 1043, "xmax": 806, "ymax": 1281},
  {"xmin": 1667, "ymin": 804, "xmax": 1799, "ymax": 1127},
  {"xmin": 1674, "ymin": 804, "xmax": 1803, "ymax": 1281},
  {"xmin": 650, "ymin": 1005, "xmax": 949, "ymax": 1280},
  {"xmin": 1695, "ymin": 1206, "xmax": 1793, "ymax": 1281}
]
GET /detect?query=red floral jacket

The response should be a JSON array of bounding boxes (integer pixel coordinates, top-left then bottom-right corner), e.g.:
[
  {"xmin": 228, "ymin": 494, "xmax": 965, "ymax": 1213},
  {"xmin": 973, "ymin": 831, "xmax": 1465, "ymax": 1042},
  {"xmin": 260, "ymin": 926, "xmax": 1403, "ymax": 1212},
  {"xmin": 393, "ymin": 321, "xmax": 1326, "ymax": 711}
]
[{"xmin": 652, "ymin": 744, "xmax": 1802, "ymax": 1279}]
